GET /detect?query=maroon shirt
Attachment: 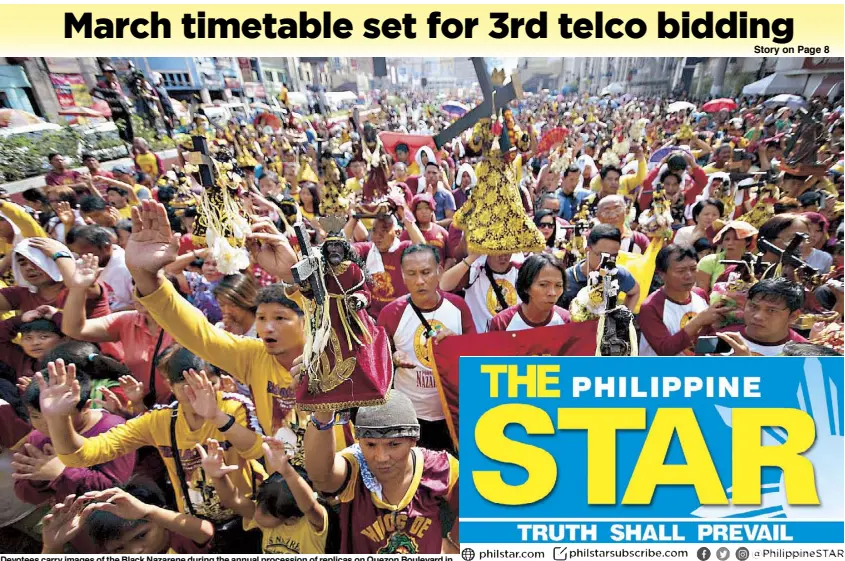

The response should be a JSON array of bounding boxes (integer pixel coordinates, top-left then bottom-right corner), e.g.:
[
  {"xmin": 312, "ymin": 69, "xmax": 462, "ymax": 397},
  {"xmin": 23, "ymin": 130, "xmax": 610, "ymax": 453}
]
[
  {"xmin": 0, "ymin": 282, "xmax": 111, "ymax": 319},
  {"xmin": 14, "ymin": 410, "xmax": 135, "ymax": 506},
  {"xmin": 400, "ymin": 223, "xmax": 448, "ymax": 264},
  {"xmin": 353, "ymin": 241, "xmax": 412, "ymax": 319},
  {"xmin": 0, "ymin": 282, "xmax": 121, "ymax": 358},
  {"xmin": 45, "ymin": 169, "xmax": 82, "ymax": 187},
  {"xmin": 337, "ymin": 447, "xmax": 458, "ymax": 554},
  {"xmin": 0, "ymin": 313, "xmax": 63, "ymax": 383}
]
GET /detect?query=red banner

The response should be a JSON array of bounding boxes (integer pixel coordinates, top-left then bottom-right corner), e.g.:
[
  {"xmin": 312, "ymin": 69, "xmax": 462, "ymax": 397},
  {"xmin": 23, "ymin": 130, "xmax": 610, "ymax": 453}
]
[
  {"xmin": 430, "ymin": 320, "xmax": 599, "ymax": 452},
  {"xmin": 50, "ymin": 73, "xmax": 76, "ymax": 109},
  {"xmin": 378, "ymin": 131, "xmax": 439, "ymax": 163},
  {"xmin": 49, "ymin": 73, "xmax": 92, "ymax": 109}
]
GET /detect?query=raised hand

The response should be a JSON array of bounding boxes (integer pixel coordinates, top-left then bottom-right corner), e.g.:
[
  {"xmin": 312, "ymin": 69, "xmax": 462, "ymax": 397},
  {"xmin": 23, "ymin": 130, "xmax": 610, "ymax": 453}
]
[
  {"xmin": 125, "ymin": 200, "xmax": 179, "ymax": 276},
  {"xmin": 182, "ymin": 369, "xmax": 220, "ymax": 421},
  {"xmin": 196, "ymin": 439, "xmax": 239, "ymax": 479},
  {"xmin": 93, "ymin": 386, "xmax": 125, "ymax": 416},
  {"xmin": 67, "ymin": 254, "xmax": 100, "ymax": 289},
  {"xmin": 35, "ymin": 305, "xmax": 58, "ymax": 320},
  {"xmin": 85, "ymin": 488, "xmax": 152, "ymax": 520},
  {"xmin": 36, "ymin": 359, "xmax": 82, "ymax": 419},
  {"xmin": 262, "ymin": 437, "xmax": 294, "ymax": 477},
  {"xmin": 16, "ymin": 375, "xmax": 32, "ymax": 395},
  {"xmin": 20, "ymin": 309, "xmax": 43, "ymax": 323},
  {"xmin": 11, "ymin": 443, "xmax": 65, "ymax": 482},
  {"xmin": 118, "ymin": 375, "xmax": 145, "ymax": 405},
  {"xmin": 55, "ymin": 201, "xmax": 76, "ymax": 227},
  {"xmin": 41, "ymin": 494, "xmax": 95, "ymax": 553},
  {"xmin": 245, "ymin": 222, "xmax": 297, "ymax": 282}
]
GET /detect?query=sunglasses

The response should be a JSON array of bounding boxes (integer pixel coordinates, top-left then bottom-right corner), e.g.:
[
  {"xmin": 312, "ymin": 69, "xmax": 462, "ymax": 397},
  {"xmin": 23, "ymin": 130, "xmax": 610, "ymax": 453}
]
[{"xmin": 539, "ymin": 222, "xmax": 555, "ymax": 228}]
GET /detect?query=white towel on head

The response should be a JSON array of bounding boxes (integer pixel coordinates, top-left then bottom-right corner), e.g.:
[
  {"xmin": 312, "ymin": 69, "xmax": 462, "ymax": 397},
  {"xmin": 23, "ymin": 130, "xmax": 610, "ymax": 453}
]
[
  {"xmin": 415, "ymin": 146, "xmax": 436, "ymax": 170},
  {"xmin": 12, "ymin": 238, "xmax": 65, "ymax": 293},
  {"xmin": 456, "ymin": 163, "xmax": 477, "ymax": 189}
]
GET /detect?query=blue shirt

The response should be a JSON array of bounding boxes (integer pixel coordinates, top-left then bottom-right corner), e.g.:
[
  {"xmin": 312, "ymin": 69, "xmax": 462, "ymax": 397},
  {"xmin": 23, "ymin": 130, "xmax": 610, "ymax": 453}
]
[
  {"xmin": 433, "ymin": 190, "xmax": 456, "ymax": 221},
  {"xmin": 557, "ymin": 188, "xmax": 592, "ymax": 221},
  {"xmin": 561, "ymin": 260, "xmax": 637, "ymax": 309}
]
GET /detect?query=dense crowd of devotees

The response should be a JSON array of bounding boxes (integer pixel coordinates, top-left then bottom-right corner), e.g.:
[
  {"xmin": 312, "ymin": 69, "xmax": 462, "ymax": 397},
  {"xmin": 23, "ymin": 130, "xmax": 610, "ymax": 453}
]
[{"xmin": 0, "ymin": 86, "xmax": 842, "ymax": 555}]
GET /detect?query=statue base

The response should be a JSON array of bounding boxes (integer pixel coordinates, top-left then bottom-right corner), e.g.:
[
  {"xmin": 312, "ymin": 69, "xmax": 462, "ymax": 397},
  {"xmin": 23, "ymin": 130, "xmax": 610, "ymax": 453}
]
[{"xmin": 295, "ymin": 325, "xmax": 395, "ymax": 412}]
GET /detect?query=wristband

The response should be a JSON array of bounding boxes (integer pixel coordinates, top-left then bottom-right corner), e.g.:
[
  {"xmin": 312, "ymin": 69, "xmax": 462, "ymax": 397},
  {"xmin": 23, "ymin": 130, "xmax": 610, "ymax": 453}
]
[
  {"xmin": 462, "ymin": 258, "xmax": 472, "ymax": 268},
  {"xmin": 217, "ymin": 414, "xmax": 236, "ymax": 433},
  {"xmin": 51, "ymin": 251, "xmax": 73, "ymax": 261},
  {"xmin": 310, "ymin": 414, "xmax": 337, "ymax": 431}
]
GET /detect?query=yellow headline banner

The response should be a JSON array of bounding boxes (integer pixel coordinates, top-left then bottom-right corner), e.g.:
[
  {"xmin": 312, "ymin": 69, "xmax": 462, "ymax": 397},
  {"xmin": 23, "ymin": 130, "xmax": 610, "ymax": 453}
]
[{"xmin": 0, "ymin": 4, "xmax": 841, "ymax": 56}]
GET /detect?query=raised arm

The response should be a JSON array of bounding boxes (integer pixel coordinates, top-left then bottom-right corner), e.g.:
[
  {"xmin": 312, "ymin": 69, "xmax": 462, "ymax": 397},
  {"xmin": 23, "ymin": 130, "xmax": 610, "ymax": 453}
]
[
  {"xmin": 440, "ymin": 254, "xmax": 480, "ymax": 292},
  {"xmin": 87, "ymin": 487, "xmax": 214, "ymax": 546},
  {"xmin": 61, "ymin": 254, "xmax": 119, "ymax": 343},
  {"xmin": 264, "ymin": 438, "xmax": 326, "ymax": 530},
  {"xmin": 0, "ymin": 200, "xmax": 48, "ymax": 238},
  {"xmin": 303, "ymin": 409, "xmax": 350, "ymax": 494},
  {"xmin": 125, "ymin": 201, "xmax": 269, "ymax": 382},
  {"xmin": 398, "ymin": 203, "xmax": 426, "ymax": 245},
  {"xmin": 183, "ymin": 369, "xmax": 263, "ymax": 458},
  {"xmin": 40, "ymin": 360, "xmax": 151, "ymax": 464},
  {"xmin": 197, "ymin": 439, "xmax": 256, "ymax": 520}
]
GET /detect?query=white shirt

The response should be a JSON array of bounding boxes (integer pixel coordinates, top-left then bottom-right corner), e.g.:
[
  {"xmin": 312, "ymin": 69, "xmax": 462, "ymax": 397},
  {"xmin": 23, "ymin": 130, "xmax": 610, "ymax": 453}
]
[
  {"xmin": 463, "ymin": 259, "xmax": 521, "ymax": 333},
  {"xmin": 99, "ymin": 246, "xmax": 134, "ymax": 311},
  {"xmin": 378, "ymin": 293, "xmax": 474, "ymax": 421},
  {"xmin": 806, "ymin": 249, "xmax": 833, "ymax": 274}
]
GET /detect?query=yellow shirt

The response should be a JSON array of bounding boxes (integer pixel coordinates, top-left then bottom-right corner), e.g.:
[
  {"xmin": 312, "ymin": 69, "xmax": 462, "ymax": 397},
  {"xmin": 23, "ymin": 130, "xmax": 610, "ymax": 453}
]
[
  {"xmin": 139, "ymin": 280, "xmax": 297, "ymax": 438},
  {"xmin": 0, "ymin": 200, "xmax": 48, "ymax": 259},
  {"xmin": 59, "ymin": 393, "xmax": 265, "ymax": 517},
  {"xmin": 246, "ymin": 509, "xmax": 328, "ymax": 554},
  {"xmin": 702, "ymin": 163, "xmax": 725, "ymax": 175},
  {"xmin": 117, "ymin": 205, "xmax": 134, "ymax": 220},
  {"xmin": 135, "ymin": 152, "xmax": 160, "ymax": 178},
  {"xmin": 406, "ymin": 162, "xmax": 420, "ymax": 177},
  {"xmin": 589, "ymin": 155, "xmax": 647, "ymax": 198}
]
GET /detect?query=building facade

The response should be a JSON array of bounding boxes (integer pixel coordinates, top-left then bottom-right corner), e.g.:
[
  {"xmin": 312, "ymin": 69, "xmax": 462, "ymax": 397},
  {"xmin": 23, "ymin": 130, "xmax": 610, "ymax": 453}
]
[{"xmin": 1, "ymin": 57, "xmax": 101, "ymax": 120}]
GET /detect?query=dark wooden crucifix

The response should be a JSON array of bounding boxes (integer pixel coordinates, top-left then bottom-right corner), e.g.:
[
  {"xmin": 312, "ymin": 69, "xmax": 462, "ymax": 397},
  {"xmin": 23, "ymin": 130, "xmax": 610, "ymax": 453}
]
[
  {"xmin": 432, "ymin": 57, "xmax": 523, "ymax": 149},
  {"xmin": 184, "ymin": 135, "xmax": 224, "ymax": 245},
  {"xmin": 185, "ymin": 135, "xmax": 215, "ymax": 188},
  {"xmin": 291, "ymin": 222, "xmax": 326, "ymax": 306}
]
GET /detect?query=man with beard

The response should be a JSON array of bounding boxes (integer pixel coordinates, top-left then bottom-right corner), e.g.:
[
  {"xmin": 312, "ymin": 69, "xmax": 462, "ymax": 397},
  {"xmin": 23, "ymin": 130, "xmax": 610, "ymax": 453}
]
[{"xmin": 293, "ymin": 225, "xmax": 393, "ymax": 412}]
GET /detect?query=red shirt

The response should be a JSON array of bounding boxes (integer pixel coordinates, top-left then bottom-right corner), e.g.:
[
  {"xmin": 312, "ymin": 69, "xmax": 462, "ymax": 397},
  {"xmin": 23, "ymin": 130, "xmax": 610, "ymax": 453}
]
[
  {"xmin": 0, "ymin": 283, "xmax": 121, "ymax": 359},
  {"xmin": 103, "ymin": 311, "xmax": 174, "ymax": 404},
  {"xmin": 337, "ymin": 447, "xmax": 457, "ymax": 554},
  {"xmin": 45, "ymin": 169, "xmax": 82, "ymax": 187},
  {"xmin": 400, "ymin": 223, "xmax": 448, "ymax": 264},
  {"xmin": 353, "ymin": 241, "xmax": 412, "ymax": 319}
]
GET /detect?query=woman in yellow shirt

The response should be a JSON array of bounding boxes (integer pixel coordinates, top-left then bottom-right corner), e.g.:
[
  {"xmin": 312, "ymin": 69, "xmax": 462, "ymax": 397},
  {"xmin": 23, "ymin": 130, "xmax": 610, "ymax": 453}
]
[{"xmin": 298, "ymin": 183, "xmax": 320, "ymax": 222}]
